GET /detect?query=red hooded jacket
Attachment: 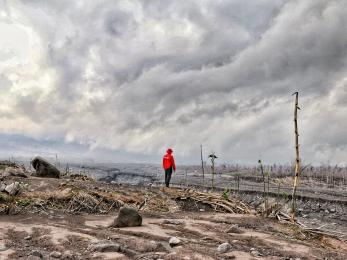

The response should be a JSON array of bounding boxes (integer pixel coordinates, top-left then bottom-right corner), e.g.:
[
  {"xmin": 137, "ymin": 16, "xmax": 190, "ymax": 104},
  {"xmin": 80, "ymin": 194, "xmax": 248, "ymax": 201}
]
[{"xmin": 163, "ymin": 149, "xmax": 176, "ymax": 171}]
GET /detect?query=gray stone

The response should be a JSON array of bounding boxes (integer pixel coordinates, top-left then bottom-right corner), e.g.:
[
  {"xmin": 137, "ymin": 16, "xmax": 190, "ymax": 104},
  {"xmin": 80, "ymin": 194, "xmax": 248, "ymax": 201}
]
[
  {"xmin": 5, "ymin": 182, "xmax": 20, "ymax": 196},
  {"xmin": 50, "ymin": 251, "xmax": 62, "ymax": 258},
  {"xmin": 88, "ymin": 242, "xmax": 121, "ymax": 252},
  {"xmin": 24, "ymin": 235, "xmax": 32, "ymax": 240},
  {"xmin": 250, "ymin": 249, "xmax": 262, "ymax": 257},
  {"xmin": 217, "ymin": 242, "xmax": 231, "ymax": 253},
  {"xmin": 169, "ymin": 237, "xmax": 181, "ymax": 247},
  {"xmin": 227, "ymin": 224, "xmax": 242, "ymax": 234},
  {"xmin": 112, "ymin": 207, "xmax": 142, "ymax": 228},
  {"xmin": 162, "ymin": 219, "xmax": 184, "ymax": 225},
  {"xmin": 31, "ymin": 156, "xmax": 60, "ymax": 179}
]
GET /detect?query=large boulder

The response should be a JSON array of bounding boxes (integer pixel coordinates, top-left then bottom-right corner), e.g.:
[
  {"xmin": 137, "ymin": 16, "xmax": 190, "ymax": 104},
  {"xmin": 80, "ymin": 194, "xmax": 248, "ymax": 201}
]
[
  {"xmin": 112, "ymin": 207, "xmax": 142, "ymax": 228},
  {"xmin": 31, "ymin": 156, "xmax": 60, "ymax": 179}
]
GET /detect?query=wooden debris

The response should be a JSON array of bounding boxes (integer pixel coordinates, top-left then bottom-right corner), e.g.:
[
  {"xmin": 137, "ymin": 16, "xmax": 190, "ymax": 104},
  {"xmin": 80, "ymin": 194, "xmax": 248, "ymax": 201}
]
[
  {"xmin": 275, "ymin": 210, "xmax": 346, "ymax": 241},
  {"xmin": 163, "ymin": 188, "xmax": 251, "ymax": 214}
]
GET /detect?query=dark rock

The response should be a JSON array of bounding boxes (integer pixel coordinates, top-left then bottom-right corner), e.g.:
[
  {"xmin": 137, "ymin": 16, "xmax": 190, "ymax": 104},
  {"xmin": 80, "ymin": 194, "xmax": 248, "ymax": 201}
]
[
  {"xmin": 112, "ymin": 207, "xmax": 142, "ymax": 228},
  {"xmin": 31, "ymin": 156, "xmax": 60, "ymax": 178}
]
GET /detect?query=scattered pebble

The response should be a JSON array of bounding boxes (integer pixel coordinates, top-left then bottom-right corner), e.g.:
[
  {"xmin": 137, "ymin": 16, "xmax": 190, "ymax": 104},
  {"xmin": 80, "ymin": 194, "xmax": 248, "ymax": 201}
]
[
  {"xmin": 250, "ymin": 249, "xmax": 262, "ymax": 257},
  {"xmin": 50, "ymin": 251, "xmax": 62, "ymax": 258},
  {"xmin": 217, "ymin": 242, "xmax": 231, "ymax": 253},
  {"xmin": 169, "ymin": 237, "xmax": 181, "ymax": 247},
  {"xmin": 227, "ymin": 224, "xmax": 242, "ymax": 234}
]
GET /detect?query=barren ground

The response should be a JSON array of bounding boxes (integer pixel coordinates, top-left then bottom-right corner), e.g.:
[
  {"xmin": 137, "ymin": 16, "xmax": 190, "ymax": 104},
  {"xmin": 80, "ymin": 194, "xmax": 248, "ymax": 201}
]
[{"xmin": 0, "ymin": 176, "xmax": 346, "ymax": 260}]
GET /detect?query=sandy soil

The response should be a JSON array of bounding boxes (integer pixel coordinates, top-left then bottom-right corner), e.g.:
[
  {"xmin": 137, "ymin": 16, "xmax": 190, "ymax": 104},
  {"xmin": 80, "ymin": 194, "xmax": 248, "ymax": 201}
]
[
  {"xmin": 0, "ymin": 176, "xmax": 346, "ymax": 259},
  {"xmin": 1, "ymin": 211, "xmax": 347, "ymax": 259}
]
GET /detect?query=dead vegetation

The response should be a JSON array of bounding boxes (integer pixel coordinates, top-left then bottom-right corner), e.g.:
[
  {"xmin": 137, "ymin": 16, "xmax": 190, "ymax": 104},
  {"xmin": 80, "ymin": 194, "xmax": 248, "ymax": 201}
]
[
  {"xmin": 163, "ymin": 188, "xmax": 251, "ymax": 214},
  {"xmin": 0, "ymin": 174, "xmax": 347, "ymax": 259}
]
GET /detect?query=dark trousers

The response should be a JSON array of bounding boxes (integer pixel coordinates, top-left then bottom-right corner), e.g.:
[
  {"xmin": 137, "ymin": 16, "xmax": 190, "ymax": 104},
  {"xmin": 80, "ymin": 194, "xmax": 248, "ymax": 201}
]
[{"xmin": 165, "ymin": 167, "xmax": 173, "ymax": 187}]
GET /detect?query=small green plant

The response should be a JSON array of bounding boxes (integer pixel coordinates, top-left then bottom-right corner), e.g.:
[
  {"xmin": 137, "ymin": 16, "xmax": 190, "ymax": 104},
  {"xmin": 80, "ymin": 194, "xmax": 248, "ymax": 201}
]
[
  {"xmin": 0, "ymin": 194, "xmax": 10, "ymax": 202},
  {"xmin": 17, "ymin": 199, "xmax": 33, "ymax": 207},
  {"xmin": 281, "ymin": 192, "xmax": 289, "ymax": 201},
  {"xmin": 222, "ymin": 188, "xmax": 230, "ymax": 200}
]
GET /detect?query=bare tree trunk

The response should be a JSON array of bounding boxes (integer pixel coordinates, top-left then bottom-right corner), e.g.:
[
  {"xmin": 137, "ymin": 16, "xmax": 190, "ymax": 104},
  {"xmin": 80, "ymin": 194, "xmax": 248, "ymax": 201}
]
[
  {"xmin": 291, "ymin": 92, "xmax": 301, "ymax": 220},
  {"xmin": 237, "ymin": 175, "xmax": 240, "ymax": 193},
  {"xmin": 211, "ymin": 157, "xmax": 215, "ymax": 191},
  {"xmin": 185, "ymin": 169, "xmax": 188, "ymax": 187},
  {"xmin": 258, "ymin": 160, "xmax": 268, "ymax": 215},
  {"xmin": 200, "ymin": 145, "xmax": 205, "ymax": 186}
]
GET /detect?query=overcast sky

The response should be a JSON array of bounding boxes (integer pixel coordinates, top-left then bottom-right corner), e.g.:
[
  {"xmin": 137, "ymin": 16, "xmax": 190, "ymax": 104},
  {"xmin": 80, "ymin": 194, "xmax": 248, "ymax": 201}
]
[{"xmin": 0, "ymin": 0, "xmax": 346, "ymax": 165}]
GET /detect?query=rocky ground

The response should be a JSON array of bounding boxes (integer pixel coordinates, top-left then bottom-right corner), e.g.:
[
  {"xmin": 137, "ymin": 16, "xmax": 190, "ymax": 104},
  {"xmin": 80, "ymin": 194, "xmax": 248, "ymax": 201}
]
[{"xmin": 0, "ymin": 168, "xmax": 347, "ymax": 259}]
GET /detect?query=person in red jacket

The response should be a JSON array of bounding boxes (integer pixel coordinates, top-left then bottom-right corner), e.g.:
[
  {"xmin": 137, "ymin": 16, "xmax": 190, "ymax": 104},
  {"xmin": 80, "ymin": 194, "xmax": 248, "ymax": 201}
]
[{"xmin": 163, "ymin": 148, "xmax": 176, "ymax": 187}]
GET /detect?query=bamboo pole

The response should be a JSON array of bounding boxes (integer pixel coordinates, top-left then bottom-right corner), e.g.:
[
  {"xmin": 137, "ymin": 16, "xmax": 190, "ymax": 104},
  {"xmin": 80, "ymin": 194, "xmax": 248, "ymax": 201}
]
[
  {"xmin": 200, "ymin": 145, "xmax": 205, "ymax": 186},
  {"xmin": 291, "ymin": 92, "xmax": 301, "ymax": 220}
]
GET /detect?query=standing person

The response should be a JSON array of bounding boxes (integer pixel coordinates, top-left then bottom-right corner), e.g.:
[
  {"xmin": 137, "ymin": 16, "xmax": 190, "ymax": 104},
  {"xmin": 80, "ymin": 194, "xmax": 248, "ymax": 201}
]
[{"xmin": 163, "ymin": 148, "xmax": 176, "ymax": 187}]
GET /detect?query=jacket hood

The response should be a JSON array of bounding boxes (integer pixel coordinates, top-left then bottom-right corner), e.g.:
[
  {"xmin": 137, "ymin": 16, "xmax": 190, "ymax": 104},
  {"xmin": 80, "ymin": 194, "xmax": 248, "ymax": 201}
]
[{"xmin": 167, "ymin": 148, "xmax": 173, "ymax": 154}]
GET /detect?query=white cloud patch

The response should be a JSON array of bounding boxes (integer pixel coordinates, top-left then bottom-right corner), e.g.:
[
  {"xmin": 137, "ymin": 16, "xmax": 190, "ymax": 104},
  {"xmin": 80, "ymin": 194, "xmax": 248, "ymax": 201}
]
[{"xmin": 0, "ymin": 0, "xmax": 346, "ymax": 164}]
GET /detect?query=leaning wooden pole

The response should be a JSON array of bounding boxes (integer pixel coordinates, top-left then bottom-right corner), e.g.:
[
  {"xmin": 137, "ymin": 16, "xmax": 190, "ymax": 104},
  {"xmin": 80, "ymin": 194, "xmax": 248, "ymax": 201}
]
[
  {"xmin": 291, "ymin": 92, "xmax": 301, "ymax": 220},
  {"xmin": 200, "ymin": 145, "xmax": 205, "ymax": 186}
]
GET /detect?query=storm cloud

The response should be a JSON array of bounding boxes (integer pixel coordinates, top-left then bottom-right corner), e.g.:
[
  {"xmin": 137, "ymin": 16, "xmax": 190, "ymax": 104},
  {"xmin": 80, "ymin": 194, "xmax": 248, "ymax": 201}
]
[{"xmin": 0, "ymin": 0, "xmax": 347, "ymax": 164}]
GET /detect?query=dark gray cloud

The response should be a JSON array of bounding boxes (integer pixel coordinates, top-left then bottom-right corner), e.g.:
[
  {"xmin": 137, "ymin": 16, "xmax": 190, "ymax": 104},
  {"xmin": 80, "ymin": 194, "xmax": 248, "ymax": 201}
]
[{"xmin": 0, "ymin": 0, "xmax": 346, "ymax": 164}]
